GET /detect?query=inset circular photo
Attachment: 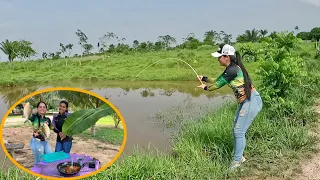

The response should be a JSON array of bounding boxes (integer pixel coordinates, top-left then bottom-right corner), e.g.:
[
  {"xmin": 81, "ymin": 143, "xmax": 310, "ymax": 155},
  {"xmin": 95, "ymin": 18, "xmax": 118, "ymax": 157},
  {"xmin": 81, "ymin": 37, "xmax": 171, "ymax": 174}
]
[{"xmin": 0, "ymin": 87, "xmax": 127, "ymax": 179}]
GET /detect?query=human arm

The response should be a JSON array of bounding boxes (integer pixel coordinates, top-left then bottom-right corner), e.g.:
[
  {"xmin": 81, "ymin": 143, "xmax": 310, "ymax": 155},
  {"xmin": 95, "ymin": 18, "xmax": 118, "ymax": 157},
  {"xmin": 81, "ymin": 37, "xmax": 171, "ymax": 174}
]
[
  {"xmin": 198, "ymin": 66, "xmax": 239, "ymax": 91},
  {"xmin": 201, "ymin": 76, "xmax": 217, "ymax": 84},
  {"xmin": 52, "ymin": 114, "xmax": 60, "ymax": 134}
]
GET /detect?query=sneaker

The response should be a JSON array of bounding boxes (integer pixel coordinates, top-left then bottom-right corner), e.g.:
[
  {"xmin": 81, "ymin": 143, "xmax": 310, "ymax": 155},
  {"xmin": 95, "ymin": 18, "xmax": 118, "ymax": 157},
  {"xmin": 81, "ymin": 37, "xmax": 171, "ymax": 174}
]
[
  {"xmin": 229, "ymin": 161, "xmax": 241, "ymax": 171},
  {"xmin": 229, "ymin": 156, "xmax": 246, "ymax": 171},
  {"xmin": 241, "ymin": 156, "xmax": 246, "ymax": 163}
]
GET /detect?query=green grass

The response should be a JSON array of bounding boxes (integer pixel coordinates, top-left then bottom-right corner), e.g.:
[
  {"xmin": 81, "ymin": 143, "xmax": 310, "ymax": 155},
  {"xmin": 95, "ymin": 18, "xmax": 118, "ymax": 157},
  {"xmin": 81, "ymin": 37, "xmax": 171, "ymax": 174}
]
[
  {"xmin": 0, "ymin": 43, "xmax": 271, "ymax": 87},
  {"xmin": 75, "ymin": 126, "xmax": 124, "ymax": 146},
  {"xmin": 95, "ymin": 100, "xmax": 318, "ymax": 179},
  {"xmin": 96, "ymin": 115, "xmax": 123, "ymax": 128},
  {"xmin": 0, "ymin": 41, "xmax": 315, "ymax": 89}
]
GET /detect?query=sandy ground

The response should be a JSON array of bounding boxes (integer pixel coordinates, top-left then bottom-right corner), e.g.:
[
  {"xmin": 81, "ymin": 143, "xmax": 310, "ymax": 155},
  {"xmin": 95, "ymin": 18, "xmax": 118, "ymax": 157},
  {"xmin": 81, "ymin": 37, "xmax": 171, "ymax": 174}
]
[
  {"xmin": 293, "ymin": 99, "xmax": 320, "ymax": 180},
  {"xmin": 2, "ymin": 117, "xmax": 121, "ymax": 170}
]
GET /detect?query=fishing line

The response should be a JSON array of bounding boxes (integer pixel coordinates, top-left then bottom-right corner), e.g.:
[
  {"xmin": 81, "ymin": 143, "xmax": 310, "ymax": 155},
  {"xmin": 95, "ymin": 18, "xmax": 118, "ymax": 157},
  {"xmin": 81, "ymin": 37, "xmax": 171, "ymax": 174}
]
[{"xmin": 133, "ymin": 57, "xmax": 203, "ymax": 85}]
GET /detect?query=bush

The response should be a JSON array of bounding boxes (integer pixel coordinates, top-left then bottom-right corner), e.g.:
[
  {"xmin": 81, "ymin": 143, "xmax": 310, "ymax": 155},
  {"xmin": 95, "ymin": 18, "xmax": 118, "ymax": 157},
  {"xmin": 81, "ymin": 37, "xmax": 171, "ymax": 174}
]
[{"xmin": 257, "ymin": 32, "xmax": 307, "ymax": 110}]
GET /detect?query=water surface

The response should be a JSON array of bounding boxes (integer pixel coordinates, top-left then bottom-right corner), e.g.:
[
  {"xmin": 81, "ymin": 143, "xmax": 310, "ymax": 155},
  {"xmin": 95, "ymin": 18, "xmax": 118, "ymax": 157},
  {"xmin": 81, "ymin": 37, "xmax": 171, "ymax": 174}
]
[{"xmin": 0, "ymin": 80, "xmax": 234, "ymax": 166}]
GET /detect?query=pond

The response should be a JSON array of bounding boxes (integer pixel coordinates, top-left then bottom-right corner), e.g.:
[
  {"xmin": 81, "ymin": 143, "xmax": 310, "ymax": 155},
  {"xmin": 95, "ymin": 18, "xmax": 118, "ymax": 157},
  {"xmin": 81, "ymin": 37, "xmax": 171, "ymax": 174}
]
[{"xmin": 0, "ymin": 80, "xmax": 234, "ymax": 166}]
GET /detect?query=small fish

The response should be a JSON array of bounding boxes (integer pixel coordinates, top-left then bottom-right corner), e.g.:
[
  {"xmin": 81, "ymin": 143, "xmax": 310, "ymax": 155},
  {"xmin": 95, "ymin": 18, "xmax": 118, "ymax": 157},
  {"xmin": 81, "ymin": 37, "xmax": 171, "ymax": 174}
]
[
  {"xmin": 22, "ymin": 102, "xmax": 32, "ymax": 125},
  {"xmin": 42, "ymin": 123, "xmax": 50, "ymax": 140}
]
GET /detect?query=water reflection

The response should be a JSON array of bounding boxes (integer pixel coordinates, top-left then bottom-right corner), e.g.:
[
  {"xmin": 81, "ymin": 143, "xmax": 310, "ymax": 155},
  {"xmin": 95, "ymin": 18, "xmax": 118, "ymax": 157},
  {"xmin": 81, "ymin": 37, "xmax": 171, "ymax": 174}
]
[{"xmin": 0, "ymin": 81, "xmax": 234, "ymax": 163}]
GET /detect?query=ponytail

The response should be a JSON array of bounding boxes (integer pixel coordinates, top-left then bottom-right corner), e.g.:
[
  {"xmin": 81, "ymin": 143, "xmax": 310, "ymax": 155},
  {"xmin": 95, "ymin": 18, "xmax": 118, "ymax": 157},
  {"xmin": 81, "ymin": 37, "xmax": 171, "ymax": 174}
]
[{"xmin": 231, "ymin": 51, "xmax": 252, "ymax": 101}]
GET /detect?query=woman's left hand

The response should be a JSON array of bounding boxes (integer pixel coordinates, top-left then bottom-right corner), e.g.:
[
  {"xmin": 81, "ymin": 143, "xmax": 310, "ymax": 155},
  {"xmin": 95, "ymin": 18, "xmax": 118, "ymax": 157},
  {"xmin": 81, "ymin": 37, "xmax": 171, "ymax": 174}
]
[{"xmin": 197, "ymin": 84, "xmax": 207, "ymax": 89}]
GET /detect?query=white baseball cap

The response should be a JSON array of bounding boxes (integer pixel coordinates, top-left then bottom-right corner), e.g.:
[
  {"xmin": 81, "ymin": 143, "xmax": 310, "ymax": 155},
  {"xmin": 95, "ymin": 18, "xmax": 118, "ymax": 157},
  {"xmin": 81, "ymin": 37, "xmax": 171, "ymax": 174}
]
[{"xmin": 211, "ymin": 44, "xmax": 236, "ymax": 58}]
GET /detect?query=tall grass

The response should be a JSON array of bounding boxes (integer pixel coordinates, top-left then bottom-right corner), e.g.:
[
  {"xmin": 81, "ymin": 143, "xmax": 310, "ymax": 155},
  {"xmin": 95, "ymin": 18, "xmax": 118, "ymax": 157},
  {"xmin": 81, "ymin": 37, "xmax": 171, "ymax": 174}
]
[{"xmin": 94, "ymin": 86, "xmax": 318, "ymax": 179}]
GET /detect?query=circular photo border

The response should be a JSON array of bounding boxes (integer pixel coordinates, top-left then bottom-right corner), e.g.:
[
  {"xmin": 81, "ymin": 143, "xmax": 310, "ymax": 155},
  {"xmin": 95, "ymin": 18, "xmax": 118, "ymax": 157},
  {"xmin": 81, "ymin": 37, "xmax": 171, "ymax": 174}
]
[{"xmin": 0, "ymin": 87, "xmax": 127, "ymax": 180}]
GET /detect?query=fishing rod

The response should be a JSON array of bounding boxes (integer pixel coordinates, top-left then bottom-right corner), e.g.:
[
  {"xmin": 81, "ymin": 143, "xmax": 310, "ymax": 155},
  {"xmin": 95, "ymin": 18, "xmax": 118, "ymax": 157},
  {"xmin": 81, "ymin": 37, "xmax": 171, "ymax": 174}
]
[{"xmin": 134, "ymin": 57, "xmax": 204, "ymax": 85}]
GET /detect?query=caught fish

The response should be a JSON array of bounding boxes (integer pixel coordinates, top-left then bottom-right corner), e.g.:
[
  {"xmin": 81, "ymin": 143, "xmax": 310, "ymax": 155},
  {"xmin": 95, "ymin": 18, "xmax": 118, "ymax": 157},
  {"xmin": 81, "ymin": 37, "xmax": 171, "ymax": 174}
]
[
  {"xmin": 22, "ymin": 102, "xmax": 32, "ymax": 125},
  {"xmin": 42, "ymin": 123, "xmax": 51, "ymax": 140}
]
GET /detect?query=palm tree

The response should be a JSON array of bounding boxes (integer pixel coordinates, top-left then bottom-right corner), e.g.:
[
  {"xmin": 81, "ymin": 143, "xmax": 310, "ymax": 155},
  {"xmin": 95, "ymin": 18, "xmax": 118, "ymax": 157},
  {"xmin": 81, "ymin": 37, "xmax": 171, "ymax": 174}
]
[
  {"xmin": 203, "ymin": 30, "xmax": 218, "ymax": 45},
  {"xmin": 260, "ymin": 29, "xmax": 268, "ymax": 38},
  {"xmin": 0, "ymin": 39, "xmax": 18, "ymax": 63},
  {"xmin": 295, "ymin": 26, "xmax": 299, "ymax": 33}
]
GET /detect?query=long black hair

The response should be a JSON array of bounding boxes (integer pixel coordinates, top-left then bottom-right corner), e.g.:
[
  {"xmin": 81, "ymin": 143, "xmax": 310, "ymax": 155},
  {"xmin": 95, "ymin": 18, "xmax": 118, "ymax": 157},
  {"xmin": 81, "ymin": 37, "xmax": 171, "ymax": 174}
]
[
  {"xmin": 230, "ymin": 51, "xmax": 252, "ymax": 100},
  {"xmin": 37, "ymin": 101, "xmax": 47, "ymax": 109},
  {"xmin": 59, "ymin": 100, "xmax": 69, "ymax": 113}
]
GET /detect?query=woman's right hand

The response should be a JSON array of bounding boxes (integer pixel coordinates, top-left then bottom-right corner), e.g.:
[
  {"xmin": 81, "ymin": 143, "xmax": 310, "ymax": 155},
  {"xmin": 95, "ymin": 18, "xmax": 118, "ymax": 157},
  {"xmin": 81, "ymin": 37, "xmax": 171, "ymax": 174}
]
[
  {"xmin": 59, "ymin": 132, "xmax": 66, "ymax": 138},
  {"xmin": 197, "ymin": 75, "xmax": 203, "ymax": 81}
]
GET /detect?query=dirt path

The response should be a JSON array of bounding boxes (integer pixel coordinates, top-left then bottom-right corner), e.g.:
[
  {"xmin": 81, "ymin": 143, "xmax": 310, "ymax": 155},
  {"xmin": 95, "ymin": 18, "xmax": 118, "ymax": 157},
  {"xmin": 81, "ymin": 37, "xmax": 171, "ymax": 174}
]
[
  {"xmin": 2, "ymin": 121, "xmax": 121, "ymax": 169},
  {"xmin": 293, "ymin": 100, "xmax": 320, "ymax": 180}
]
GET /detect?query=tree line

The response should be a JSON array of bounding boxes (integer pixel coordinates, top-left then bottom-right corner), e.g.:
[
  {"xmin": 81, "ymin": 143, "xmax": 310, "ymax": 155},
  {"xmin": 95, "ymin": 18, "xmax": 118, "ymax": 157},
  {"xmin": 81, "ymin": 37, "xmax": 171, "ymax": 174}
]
[{"xmin": 1, "ymin": 26, "xmax": 319, "ymax": 63}]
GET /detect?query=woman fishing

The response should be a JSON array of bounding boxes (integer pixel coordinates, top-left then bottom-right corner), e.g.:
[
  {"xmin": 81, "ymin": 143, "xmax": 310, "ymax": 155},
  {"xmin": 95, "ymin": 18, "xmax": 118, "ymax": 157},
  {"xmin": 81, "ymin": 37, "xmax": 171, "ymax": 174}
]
[
  {"xmin": 52, "ymin": 100, "xmax": 73, "ymax": 153},
  {"xmin": 197, "ymin": 43, "xmax": 263, "ymax": 170},
  {"xmin": 29, "ymin": 101, "xmax": 54, "ymax": 165}
]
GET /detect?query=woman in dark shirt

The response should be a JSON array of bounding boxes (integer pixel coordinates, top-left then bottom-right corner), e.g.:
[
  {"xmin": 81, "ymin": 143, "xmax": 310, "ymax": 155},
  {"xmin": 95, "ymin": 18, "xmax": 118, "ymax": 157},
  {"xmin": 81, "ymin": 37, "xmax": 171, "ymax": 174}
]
[{"xmin": 52, "ymin": 100, "xmax": 73, "ymax": 153}]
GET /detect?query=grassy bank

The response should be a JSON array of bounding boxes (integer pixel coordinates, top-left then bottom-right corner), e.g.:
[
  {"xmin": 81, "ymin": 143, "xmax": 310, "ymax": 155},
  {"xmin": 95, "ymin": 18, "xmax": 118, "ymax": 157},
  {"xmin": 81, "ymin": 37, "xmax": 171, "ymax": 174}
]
[
  {"xmin": 76, "ymin": 126, "xmax": 124, "ymax": 145},
  {"xmin": 0, "ymin": 42, "xmax": 315, "ymax": 88}
]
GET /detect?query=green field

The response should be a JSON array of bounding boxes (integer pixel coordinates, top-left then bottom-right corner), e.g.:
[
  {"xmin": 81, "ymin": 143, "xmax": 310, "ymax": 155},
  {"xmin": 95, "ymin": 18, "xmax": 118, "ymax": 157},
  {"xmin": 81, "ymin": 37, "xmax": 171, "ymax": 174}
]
[{"xmin": 0, "ymin": 45, "xmax": 261, "ymax": 87}]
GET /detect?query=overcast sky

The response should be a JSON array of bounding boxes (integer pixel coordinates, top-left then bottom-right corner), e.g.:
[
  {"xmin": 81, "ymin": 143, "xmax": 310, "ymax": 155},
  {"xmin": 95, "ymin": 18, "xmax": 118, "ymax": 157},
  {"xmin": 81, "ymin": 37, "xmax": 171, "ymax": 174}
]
[{"xmin": 0, "ymin": 0, "xmax": 319, "ymax": 61}]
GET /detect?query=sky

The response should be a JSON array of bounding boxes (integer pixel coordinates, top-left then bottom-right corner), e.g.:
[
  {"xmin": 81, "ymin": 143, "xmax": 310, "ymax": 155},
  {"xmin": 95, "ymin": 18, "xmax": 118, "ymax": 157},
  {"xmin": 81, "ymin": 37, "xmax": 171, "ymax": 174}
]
[{"xmin": 0, "ymin": 0, "xmax": 319, "ymax": 62}]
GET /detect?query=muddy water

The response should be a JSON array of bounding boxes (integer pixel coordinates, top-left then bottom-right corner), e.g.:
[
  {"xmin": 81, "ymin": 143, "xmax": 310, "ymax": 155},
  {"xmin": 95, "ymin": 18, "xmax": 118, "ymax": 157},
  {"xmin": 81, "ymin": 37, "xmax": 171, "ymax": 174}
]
[{"xmin": 0, "ymin": 80, "xmax": 234, "ymax": 166}]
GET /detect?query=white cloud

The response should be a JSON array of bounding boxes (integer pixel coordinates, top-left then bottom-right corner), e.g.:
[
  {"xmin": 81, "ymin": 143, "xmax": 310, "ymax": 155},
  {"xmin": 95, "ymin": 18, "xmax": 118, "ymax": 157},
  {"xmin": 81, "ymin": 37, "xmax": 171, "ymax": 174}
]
[{"xmin": 300, "ymin": 0, "xmax": 320, "ymax": 7}]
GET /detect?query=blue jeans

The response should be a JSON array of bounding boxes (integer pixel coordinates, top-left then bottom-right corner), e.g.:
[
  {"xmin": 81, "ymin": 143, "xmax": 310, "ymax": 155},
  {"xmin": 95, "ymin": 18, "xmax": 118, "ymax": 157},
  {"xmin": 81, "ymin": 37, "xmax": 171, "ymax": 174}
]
[
  {"xmin": 30, "ymin": 138, "xmax": 53, "ymax": 165},
  {"xmin": 55, "ymin": 141, "xmax": 72, "ymax": 153},
  {"xmin": 232, "ymin": 90, "xmax": 263, "ymax": 162}
]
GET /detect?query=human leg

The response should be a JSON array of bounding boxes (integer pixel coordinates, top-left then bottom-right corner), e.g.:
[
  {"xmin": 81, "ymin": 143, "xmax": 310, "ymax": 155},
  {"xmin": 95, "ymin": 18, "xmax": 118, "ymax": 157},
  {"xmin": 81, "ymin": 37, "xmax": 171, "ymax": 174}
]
[
  {"xmin": 30, "ymin": 138, "xmax": 44, "ymax": 165},
  {"xmin": 55, "ymin": 141, "xmax": 63, "ymax": 152},
  {"xmin": 232, "ymin": 91, "xmax": 263, "ymax": 162},
  {"xmin": 42, "ymin": 140, "xmax": 53, "ymax": 154},
  {"xmin": 62, "ymin": 141, "xmax": 73, "ymax": 153}
]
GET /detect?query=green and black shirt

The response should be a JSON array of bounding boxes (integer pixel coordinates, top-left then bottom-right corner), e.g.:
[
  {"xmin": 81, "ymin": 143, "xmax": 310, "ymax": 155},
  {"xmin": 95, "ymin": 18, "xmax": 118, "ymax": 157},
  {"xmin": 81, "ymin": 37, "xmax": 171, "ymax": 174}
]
[
  {"xmin": 202, "ymin": 62, "xmax": 255, "ymax": 103},
  {"xmin": 29, "ymin": 113, "xmax": 53, "ymax": 141}
]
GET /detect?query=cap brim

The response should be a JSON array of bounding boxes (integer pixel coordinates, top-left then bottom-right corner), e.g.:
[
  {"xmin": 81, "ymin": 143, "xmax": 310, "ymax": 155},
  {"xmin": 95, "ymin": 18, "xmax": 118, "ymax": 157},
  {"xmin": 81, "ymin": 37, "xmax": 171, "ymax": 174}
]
[{"xmin": 211, "ymin": 52, "xmax": 222, "ymax": 58}]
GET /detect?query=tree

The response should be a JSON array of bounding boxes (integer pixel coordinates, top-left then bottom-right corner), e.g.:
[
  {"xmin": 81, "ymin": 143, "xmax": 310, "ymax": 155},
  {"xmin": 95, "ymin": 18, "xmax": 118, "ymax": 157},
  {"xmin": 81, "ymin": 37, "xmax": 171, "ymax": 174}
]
[
  {"xmin": 222, "ymin": 33, "xmax": 232, "ymax": 44},
  {"xmin": 0, "ymin": 39, "xmax": 36, "ymax": 63},
  {"xmin": 203, "ymin": 30, "xmax": 218, "ymax": 45},
  {"xmin": 296, "ymin": 32, "xmax": 311, "ymax": 40},
  {"xmin": 133, "ymin": 40, "xmax": 139, "ymax": 49},
  {"xmin": 0, "ymin": 39, "xmax": 19, "ymax": 63},
  {"xmin": 310, "ymin": 27, "xmax": 320, "ymax": 55},
  {"xmin": 260, "ymin": 29, "xmax": 268, "ymax": 38},
  {"xmin": 59, "ymin": 43, "xmax": 67, "ymax": 57},
  {"xmin": 42, "ymin": 52, "xmax": 47, "ymax": 60},
  {"xmin": 48, "ymin": 53, "xmax": 55, "ymax": 58},
  {"xmin": 236, "ymin": 29, "xmax": 261, "ymax": 43},
  {"xmin": 17, "ymin": 40, "xmax": 37, "ymax": 61},
  {"xmin": 295, "ymin": 26, "xmax": 299, "ymax": 33},
  {"xmin": 83, "ymin": 44, "xmax": 94, "ymax": 55},
  {"xmin": 158, "ymin": 35, "xmax": 177, "ymax": 50},
  {"xmin": 65, "ymin": 44, "xmax": 73, "ymax": 57},
  {"xmin": 75, "ymin": 29, "xmax": 88, "ymax": 57}
]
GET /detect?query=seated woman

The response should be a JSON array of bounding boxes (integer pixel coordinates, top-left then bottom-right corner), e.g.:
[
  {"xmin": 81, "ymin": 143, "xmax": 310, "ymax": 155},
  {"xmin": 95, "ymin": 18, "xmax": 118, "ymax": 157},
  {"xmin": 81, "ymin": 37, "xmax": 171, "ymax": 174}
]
[
  {"xmin": 52, "ymin": 100, "xmax": 73, "ymax": 153},
  {"xmin": 29, "ymin": 101, "xmax": 54, "ymax": 165}
]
